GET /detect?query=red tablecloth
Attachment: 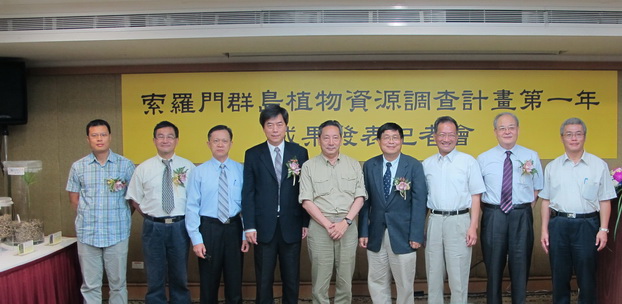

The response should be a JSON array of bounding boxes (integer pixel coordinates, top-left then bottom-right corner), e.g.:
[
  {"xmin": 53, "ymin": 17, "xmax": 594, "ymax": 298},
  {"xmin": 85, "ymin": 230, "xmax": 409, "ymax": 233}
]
[{"xmin": 0, "ymin": 240, "xmax": 82, "ymax": 304}]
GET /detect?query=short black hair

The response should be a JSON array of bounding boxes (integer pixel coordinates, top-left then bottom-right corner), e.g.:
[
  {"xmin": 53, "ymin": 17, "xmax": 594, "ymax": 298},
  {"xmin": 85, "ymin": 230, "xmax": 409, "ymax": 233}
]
[
  {"xmin": 318, "ymin": 120, "xmax": 343, "ymax": 137},
  {"xmin": 153, "ymin": 121, "xmax": 179, "ymax": 138},
  {"xmin": 376, "ymin": 122, "xmax": 404, "ymax": 139},
  {"xmin": 260, "ymin": 105, "xmax": 289, "ymax": 127},
  {"xmin": 208, "ymin": 125, "xmax": 233, "ymax": 141},
  {"xmin": 433, "ymin": 116, "xmax": 458, "ymax": 133},
  {"xmin": 86, "ymin": 119, "xmax": 111, "ymax": 136}
]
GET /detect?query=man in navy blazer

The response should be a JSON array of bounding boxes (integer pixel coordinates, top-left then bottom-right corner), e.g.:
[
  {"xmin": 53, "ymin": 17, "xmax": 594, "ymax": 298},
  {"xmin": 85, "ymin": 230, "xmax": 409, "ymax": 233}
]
[
  {"xmin": 242, "ymin": 105, "xmax": 310, "ymax": 304},
  {"xmin": 358, "ymin": 122, "xmax": 428, "ymax": 304}
]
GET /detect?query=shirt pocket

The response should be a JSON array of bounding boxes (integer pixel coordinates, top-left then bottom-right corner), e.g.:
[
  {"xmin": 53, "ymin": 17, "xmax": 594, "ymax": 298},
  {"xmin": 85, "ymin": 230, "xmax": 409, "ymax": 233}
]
[
  {"xmin": 449, "ymin": 167, "xmax": 468, "ymax": 193},
  {"xmin": 518, "ymin": 176, "xmax": 534, "ymax": 194},
  {"xmin": 232, "ymin": 179, "xmax": 243, "ymax": 202},
  {"xmin": 581, "ymin": 180, "xmax": 600, "ymax": 202},
  {"xmin": 314, "ymin": 176, "xmax": 333, "ymax": 196},
  {"xmin": 339, "ymin": 173, "xmax": 358, "ymax": 195}
]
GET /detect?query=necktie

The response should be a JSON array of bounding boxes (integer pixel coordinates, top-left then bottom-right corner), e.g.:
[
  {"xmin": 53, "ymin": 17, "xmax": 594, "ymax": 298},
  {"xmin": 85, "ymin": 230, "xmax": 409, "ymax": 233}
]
[
  {"xmin": 274, "ymin": 147, "xmax": 282, "ymax": 214},
  {"xmin": 274, "ymin": 147, "xmax": 282, "ymax": 186},
  {"xmin": 218, "ymin": 164, "xmax": 229, "ymax": 223},
  {"xmin": 383, "ymin": 162, "xmax": 392, "ymax": 200},
  {"xmin": 500, "ymin": 151, "xmax": 513, "ymax": 213},
  {"xmin": 162, "ymin": 159, "xmax": 174, "ymax": 214}
]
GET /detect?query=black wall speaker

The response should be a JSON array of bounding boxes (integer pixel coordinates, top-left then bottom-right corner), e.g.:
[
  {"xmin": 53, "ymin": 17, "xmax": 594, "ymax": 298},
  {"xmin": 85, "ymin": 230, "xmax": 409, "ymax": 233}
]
[{"xmin": 0, "ymin": 58, "xmax": 27, "ymax": 125}]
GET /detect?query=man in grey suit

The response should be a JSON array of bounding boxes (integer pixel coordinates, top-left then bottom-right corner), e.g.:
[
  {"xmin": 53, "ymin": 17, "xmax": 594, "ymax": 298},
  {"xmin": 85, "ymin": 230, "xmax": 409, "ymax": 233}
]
[{"xmin": 358, "ymin": 122, "xmax": 428, "ymax": 304}]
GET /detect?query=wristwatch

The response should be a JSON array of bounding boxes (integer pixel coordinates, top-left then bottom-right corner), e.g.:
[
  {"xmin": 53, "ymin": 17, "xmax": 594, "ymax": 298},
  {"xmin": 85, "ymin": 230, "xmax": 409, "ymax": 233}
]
[
  {"xmin": 599, "ymin": 227, "xmax": 610, "ymax": 233},
  {"xmin": 344, "ymin": 217, "xmax": 352, "ymax": 226}
]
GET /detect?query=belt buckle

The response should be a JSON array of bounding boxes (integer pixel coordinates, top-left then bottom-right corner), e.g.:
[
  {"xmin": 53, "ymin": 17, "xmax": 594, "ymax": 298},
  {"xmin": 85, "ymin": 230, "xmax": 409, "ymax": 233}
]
[
  {"xmin": 223, "ymin": 218, "xmax": 231, "ymax": 224},
  {"xmin": 165, "ymin": 218, "xmax": 174, "ymax": 224},
  {"xmin": 567, "ymin": 213, "xmax": 576, "ymax": 219}
]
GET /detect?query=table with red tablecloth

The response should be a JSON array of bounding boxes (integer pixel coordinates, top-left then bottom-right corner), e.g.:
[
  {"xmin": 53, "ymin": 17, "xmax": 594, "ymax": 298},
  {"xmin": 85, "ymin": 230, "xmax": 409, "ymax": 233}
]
[{"xmin": 0, "ymin": 237, "xmax": 82, "ymax": 304}]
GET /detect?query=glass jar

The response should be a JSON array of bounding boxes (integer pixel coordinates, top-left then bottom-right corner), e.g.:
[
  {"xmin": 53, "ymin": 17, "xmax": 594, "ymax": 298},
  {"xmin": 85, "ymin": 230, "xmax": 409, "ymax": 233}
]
[
  {"xmin": 0, "ymin": 197, "xmax": 13, "ymax": 244},
  {"xmin": 3, "ymin": 161, "xmax": 44, "ymax": 244}
]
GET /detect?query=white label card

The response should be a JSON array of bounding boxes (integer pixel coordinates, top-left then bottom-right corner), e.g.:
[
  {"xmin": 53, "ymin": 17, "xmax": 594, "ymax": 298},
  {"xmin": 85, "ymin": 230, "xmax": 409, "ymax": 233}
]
[
  {"xmin": 7, "ymin": 167, "xmax": 25, "ymax": 176},
  {"xmin": 17, "ymin": 240, "xmax": 34, "ymax": 255},
  {"xmin": 48, "ymin": 231, "xmax": 62, "ymax": 245}
]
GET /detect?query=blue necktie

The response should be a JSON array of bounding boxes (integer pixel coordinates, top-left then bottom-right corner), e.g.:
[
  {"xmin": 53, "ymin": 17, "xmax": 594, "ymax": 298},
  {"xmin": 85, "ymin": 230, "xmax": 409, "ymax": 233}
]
[{"xmin": 383, "ymin": 162, "xmax": 392, "ymax": 200}]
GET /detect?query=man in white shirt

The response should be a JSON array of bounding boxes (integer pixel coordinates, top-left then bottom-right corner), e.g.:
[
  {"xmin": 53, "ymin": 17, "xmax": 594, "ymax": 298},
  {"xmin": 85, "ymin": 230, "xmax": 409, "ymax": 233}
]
[
  {"xmin": 539, "ymin": 117, "xmax": 615, "ymax": 303},
  {"xmin": 126, "ymin": 121, "xmax": 196, "ymax": 304},
  {"xmin": 423, "ymin": 116, "xmax": 486, "ymax": 304}
]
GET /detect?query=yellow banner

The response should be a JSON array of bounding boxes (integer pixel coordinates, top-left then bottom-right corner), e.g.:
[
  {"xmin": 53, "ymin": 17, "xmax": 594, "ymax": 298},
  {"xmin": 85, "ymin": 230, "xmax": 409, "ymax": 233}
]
[{"xmin": 122, "ymin": 70, "xmax": 617, "ymax": 163}]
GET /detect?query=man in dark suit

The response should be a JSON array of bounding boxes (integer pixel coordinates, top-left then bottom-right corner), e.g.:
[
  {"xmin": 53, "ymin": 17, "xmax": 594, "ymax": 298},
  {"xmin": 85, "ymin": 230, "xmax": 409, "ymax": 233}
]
[
  {"xmin": 242, "ymin": 105, "xmax": 310, "ymax": 304},
  {"xmin": 358, "ymin": 122, "xmax": 428, "ymax": 304}
]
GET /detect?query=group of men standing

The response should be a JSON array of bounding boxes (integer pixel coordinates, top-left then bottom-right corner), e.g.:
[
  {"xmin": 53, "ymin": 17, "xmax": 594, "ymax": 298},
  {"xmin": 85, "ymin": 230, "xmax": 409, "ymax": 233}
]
[{"xmin": 66, "ymin": 106, "xmax": 614, "ymax": 304}]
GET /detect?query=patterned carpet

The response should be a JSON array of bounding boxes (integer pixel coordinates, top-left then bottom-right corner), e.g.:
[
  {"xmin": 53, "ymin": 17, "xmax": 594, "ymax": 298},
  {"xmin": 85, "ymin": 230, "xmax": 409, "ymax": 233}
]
[{"xmin": 123, "ymin": 291, "xmax": 573, "ymax": 303}]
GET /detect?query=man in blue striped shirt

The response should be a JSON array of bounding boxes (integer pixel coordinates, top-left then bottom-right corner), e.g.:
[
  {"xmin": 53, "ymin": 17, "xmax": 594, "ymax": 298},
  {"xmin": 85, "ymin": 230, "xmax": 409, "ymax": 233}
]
[{"xmin": 66, "ymin": 119, "xmax": 135, "ymax": 304}]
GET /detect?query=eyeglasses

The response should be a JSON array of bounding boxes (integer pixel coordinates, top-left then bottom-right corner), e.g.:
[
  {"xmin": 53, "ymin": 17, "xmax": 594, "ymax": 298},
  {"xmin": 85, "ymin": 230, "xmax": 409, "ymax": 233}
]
[
  {"xmin": 563, "ymin": 132, "xmax": 585, "ymax": 139},
  {"xmin": 380, "ymin": 135, "xmax": 401, "ymax": 142},
  {"xmin": 496, "ymin": 126, "xmax": 517, "ymax": 133},
  {"xmin": 156, "ymin": 135, "xmax": 176, "ymax": 140},
  {"xmin": 436, "ymin": 133, "xmax": 457, "ymax": 139}
]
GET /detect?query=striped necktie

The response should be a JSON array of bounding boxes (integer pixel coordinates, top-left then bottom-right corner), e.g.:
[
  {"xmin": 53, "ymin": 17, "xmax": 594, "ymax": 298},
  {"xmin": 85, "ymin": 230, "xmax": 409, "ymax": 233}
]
[
  {"xmin": 162, "ymin": 159, "xmax": 174, "ymax": 214},
  {"xmin": 218, "ymin": 164, "xmax": 229, "ymax": 223},
  {"xmin": 500, "ymin": 151, "xmax": 513, "ymax": 213}
]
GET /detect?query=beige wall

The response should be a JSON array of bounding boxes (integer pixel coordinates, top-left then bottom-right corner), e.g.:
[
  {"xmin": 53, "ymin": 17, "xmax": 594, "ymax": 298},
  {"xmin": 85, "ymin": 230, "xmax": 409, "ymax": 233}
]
[{"xmin": 1, "ymin": 71, "xmax": 620, "ymax": 287}]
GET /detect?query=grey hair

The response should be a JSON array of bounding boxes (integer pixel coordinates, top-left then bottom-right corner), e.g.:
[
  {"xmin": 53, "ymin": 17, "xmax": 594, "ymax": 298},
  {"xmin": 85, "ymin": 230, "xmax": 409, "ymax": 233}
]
[
  {"xmin": 493, "ymin": 112, "xmax": 519, "ymax": 129},
  {"xmin": 560, "ymin": 117, "xmax": 587, "ymax": 136}
]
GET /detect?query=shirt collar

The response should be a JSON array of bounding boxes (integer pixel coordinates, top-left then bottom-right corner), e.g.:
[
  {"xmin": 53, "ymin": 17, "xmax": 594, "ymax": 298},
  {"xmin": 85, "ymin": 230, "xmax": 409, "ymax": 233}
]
[
  {"xmin": 88, "ymin": 150, "xmax": 115, "ymax": 164},
  {"xmin": 562, "ymin": 151, "xmax": 588, "ymax": 165},
  {"xmin": 209, "ymin": 157, "xmax": 231, "ymax": 168},
  {"xmin": 436, "ymin": 148, "xmax": 457, "ymax": 162},
  {"xmin": 157, "ymin": 154, "xmax": 176, "ymax": 163},
  {"xmin": 495, "ymin": 144, "xmax": 517, "ymax": 155},
  {"xmin": 383, "ymin": 154, "xmax": 401, "ymax": 167},
  {"xmin": 321, "ymin": 153, "xmax": 341, "ymax": 165},
  {"xmin": 267, "ymin": 141, "xmax": 285, "ymax": 154}
]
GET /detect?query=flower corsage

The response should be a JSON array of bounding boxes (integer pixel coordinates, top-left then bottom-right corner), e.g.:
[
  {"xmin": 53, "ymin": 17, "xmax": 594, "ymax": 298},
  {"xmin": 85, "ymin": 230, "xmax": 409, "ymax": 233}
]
[
  {"xmin": 286, "ymin": 157, "xmax": 302, "ymax": 185},
  {"xmin": 393, "ymin": 177, "xmax": 411, "ymax": 200},
  {"xmin": 172, "ymin": 167, "xmax": 189, "ymax": 187},
  {"xmin": 518, "ymin": 159, "xmax": 538, "ymax": 176},
  {"xmin": 106, "ymin": 178, "xmax": 126, "ymax": 192}
]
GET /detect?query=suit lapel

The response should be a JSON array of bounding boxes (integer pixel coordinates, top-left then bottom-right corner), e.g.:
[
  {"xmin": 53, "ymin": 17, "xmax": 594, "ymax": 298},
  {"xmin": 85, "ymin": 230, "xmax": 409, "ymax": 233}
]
[
  {"xmin": 281, "ymin": 142, "xmax": 295, "ymax": 185},
  {"xmin": 259, "ymin": 143, "xmax": 279, "ymax": 183}
]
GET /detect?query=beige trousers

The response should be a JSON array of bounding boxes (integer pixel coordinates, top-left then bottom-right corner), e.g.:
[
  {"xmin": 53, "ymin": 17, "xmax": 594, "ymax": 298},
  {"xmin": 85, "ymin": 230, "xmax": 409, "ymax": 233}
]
[
  {"xmin": 367, "ymin": 229, "xmax": 417, "ymax": 304},
  {"xmin": 425, "ymin": 213, "xmax": 472, "ymax": 304},
  {"xmin": 307, "ymin": 218, "xmax": 358, "ymax": 304}
]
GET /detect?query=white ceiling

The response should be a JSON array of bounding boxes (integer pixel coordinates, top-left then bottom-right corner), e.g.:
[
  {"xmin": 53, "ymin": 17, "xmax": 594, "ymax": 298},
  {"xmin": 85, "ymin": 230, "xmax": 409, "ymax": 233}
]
[{"xmin": 1, "ymin": 0, "xmax": 622, "ymax": 67}]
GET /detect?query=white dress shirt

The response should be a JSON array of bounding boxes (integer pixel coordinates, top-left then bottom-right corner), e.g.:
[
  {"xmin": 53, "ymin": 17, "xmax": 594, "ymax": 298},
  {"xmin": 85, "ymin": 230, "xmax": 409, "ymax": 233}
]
[
  {"xmin": 423, "ymin": 149, "xmax": 486, "ymax": 211},
  {"xmin": 539, "ymin": 151, "xmax": 616, "ymax": 213},
  {"xmin": 126, "ymin": 154, "xmax": 195, "ymax": 217}
]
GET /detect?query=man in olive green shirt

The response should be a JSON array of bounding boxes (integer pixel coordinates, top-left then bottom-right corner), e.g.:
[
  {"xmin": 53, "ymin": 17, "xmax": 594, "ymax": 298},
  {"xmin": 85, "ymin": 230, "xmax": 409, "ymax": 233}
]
[{"xmin": 299, "ymin": 120, "xmax": 367, "ymax": 304}]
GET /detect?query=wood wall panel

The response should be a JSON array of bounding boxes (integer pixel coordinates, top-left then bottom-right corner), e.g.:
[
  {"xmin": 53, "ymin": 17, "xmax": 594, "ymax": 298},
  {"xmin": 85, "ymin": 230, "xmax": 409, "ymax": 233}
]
[{"xmin": 1, "ymin": 64, "xmax": 619, "ymax": 292}]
